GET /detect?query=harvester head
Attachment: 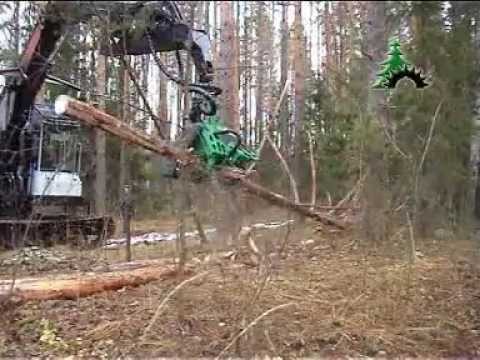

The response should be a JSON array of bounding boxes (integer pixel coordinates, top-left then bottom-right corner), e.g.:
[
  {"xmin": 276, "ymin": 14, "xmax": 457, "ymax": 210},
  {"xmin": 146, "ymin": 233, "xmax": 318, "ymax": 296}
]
[{"xmin": 192, "ymin": 116, "xmax": 258, "ymax": 171}]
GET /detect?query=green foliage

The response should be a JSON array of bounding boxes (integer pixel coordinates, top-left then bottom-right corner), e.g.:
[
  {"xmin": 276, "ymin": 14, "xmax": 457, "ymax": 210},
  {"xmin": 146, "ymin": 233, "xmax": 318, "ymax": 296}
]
[
  {"xmin": 391, "ymin": 2, "xmax": 475, "ymax": 225},
  {"xmin": 304, "ymin": 1, "xmax": 478, "ymax": 233},
  {"xmin": 305, "ymin": 74, "xmax": 356, "ymax": 200},
  {"xmin": 363, "ymin": 1, "xmax": 477, "ymax": 232}
]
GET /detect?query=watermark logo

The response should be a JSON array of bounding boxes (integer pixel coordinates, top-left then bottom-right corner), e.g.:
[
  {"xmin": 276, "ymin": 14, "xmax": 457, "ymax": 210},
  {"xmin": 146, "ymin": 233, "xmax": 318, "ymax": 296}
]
[{"xmin": 372, "ymin": 38, "xmax": 429, "ymax": 89}]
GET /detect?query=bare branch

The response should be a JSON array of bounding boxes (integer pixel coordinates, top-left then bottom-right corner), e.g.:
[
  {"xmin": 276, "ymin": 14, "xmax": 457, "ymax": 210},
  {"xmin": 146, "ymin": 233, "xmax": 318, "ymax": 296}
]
[
  {"xmin": 417, "ymin": 100, "xmax": 443, "ymax": 175},
  {"xmin": 140, "ymin": 270, "xmax": 211, "ymax": 343},
  {"xmin": 118, "ymin": 56, "xmax": 166, "ymax": 139},
  {"xmin": 265, "ymin": 133, "xmax": 300, "ymax": 204},
  {"xmin": 215, "ymin": 303, "xmax": 297, "ymax": 359}
]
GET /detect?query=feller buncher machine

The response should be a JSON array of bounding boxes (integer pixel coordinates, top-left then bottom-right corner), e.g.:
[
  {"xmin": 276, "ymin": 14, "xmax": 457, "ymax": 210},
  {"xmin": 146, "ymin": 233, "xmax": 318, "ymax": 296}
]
[{"xmin": 0, "ymin": 1, "xmax": 257, "ymax": 248}]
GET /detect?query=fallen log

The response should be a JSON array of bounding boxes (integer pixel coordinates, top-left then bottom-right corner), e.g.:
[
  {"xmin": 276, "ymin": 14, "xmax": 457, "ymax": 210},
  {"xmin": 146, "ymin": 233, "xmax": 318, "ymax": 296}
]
[
  {"xmin": 0, "ymin": 260, "xmax": 186, "ymax": 304},
  {"xmin": 54, "ymin": 96, "xmax": 346, "ymax": 229}
]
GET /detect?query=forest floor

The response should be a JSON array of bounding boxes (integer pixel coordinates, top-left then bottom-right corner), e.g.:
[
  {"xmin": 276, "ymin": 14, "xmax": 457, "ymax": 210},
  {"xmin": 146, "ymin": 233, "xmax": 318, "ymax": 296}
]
[{"xmin": 1, "ymin": 214, "xmax": 480, "ymax": 358}]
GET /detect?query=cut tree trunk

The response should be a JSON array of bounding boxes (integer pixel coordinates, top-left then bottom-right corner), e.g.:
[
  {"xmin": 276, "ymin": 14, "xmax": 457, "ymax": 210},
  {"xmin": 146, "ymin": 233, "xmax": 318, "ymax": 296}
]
[
  {"xmin": 54, "ymin": 96, "xmax": 346, "ymax": 229},
  {"xmin": 0, "ymin": 260, "xmax": 187, "ymax": 304},
  {"xmin": 219, "ymin": 170, "xmax": 345, "ymax": 229},
  {"xmin": 55, "ymin": 96, "xmax": 192, "ymax": 163}
]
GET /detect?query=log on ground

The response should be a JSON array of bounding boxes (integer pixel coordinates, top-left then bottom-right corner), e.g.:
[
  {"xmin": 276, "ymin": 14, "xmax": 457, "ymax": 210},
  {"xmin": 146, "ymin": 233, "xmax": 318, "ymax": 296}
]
[{"xmin": 0, "ymin": 260, "xmax": 187, "ymax": 304}]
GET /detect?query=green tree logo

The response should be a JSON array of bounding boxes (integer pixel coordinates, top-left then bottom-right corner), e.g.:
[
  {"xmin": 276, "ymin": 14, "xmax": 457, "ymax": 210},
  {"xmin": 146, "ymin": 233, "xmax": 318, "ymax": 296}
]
[{"xmin": 373, "ymin": 38, "xmax": 429, "ymax": 89}]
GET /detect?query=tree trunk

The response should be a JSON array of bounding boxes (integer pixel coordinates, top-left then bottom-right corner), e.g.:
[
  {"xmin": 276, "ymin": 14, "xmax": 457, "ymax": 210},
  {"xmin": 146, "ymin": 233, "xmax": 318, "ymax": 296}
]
[
  {"xmin": 218, "ymin": 1, "xmax": 240, "ymax": 132},
  {"xmin": 216, "ymin": 1, "xmax": 242, "ymax": 247},
  {"xmin": 119, "ymin": 57, "xmax": 130, "ymax": 203},
  {"xmin": 121, "ymin": 186, "xmax": 133, "ymax": 262},
  {"xmin": 12, "ymin": 1, "xmax": 20, "ymax": 59},
  {"xmin": 220, "ymin": 170, "xmax": 345, "ymax": 229},
  {"xmin": 213, "ymin": 1, "xmax": 218, "ymax": 67},
  {"xmin": 204, "ymin": 1, "xmax": 210, "ymax": 35},
  {"xmin": 324, "ymin": 2, "xmax": 331, "ymax": 74},
  {"xmin": 362, "ymin": 1, "xmax": 389, "ymax": 244},
  {"xmin": 472, "ymin": 13, "xmax": 480, "ymax": 220},
  {"xmin": 174, "ymin": 182, "xmax": 188, "ymax": 273},
  {"xmin": 118, "ymin": 57, "xmax": 132, "ymax": 262},
  {"xmin": 140, "ymin": 55, "xmax": 150, "ymax": 131},
  {"xmin": 236, "ymin": 0, "xmax": 241, "ymax": 95},
  {"xmin": 184, "ymin": 2, "xmax": 197, "ymax": 118},
  {"xmin": 158, "ymin": 54, "xmax": 169, "ymax": 138},
  {"xmin": 242, "ymin": 2, "xmax": 250, "ymax": 144},
  {"xmin": 366, "ymin": 1, "xmax": 388, "ymax": 114},
  {"xmin": 292, "ymin": 2, "xmax": 306, "ymax": 184},
  {"xmin": 95, "ymin": 47, "xmax": 107, "ymax": 215},
  {"xmin": 177, "ymin": 78, "xmax": 183, "ymax": 136},
  {"xmin": 254, "ymin": 2, "xmax": 266, "ymax": 145},
  {"xmin": 1, "ymin": 260, "xmax": 183, "ymax": 304},
  {"xmin": 280, "ymin": 3, "xmax": 290, "ymax": 152},
  {"xmin": 55, "ymin": 96, "xmax": 347, "ymax": 229}
]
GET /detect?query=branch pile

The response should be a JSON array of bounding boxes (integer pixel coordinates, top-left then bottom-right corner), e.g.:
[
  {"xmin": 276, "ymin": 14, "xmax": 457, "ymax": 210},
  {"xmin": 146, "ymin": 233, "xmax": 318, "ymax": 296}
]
[{"xmin": 55, "ymin": 96, "xmax": 348, "ymax": 229}]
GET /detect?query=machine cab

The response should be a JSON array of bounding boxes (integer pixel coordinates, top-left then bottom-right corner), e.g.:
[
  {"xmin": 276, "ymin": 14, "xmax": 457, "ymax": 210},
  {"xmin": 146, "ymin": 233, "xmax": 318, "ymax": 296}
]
[{"xmin": 28, "ymin": 104, "xmax": 82, "ymax": 198}]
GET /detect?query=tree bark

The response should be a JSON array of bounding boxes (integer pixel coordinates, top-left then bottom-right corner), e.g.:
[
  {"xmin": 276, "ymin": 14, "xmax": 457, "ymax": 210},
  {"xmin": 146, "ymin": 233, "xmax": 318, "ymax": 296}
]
[
  {"xmin": 254, "ymin": 2, "xmax": 266, "ymax": 145},
  {"xmin": 121, "ymin": 187, "xmax": 133, "ymax": 262},
  {"xmin": 119, "ymin": 58, "xmax": 132, "ymax": 261},
  {"xmin": 119, "ymin": 57, "xmax": 130, "ymax": 203},
  {"xmin": 174, "ymin": 184, "xmax": 188, "ymax": 273},
  {"xmin": 362, "ymin": 1, "xmax": 389, "ymax": 243},
  {"xmin": 292, "ymin": 1, "xmax": 306, "ymax": 183},
  {"xmin": 213, "ymin": 1, "xmax": 218, "ymax": 64},
  {"xmin": 55, "ymin": 96, "xmax": 191, "ymax": 162},
  {"xmin": 12, "ymin": 1, "xmax": 20, "ymax": 59},
  {"xmin": 366, "ymin": 1, "xmax": 388, "ymax": 114},
  {"xmin": 140, "ymin": 55, "xmax": 150, "ymax": 131},
  {"xmin": 1, "ymin": 260, "xmax": 184, "ymax": 304},
  {"xmin": 323, "ymin": 2, "xmax": 332, "ymax": 74},
  {"xmin": 204, "ymin": 1, "xmax": 210, "ymax": 36},
  {"xmin": 94, "ymin": 50, "xmax": 107, "ymax": 215},
  {"xmin": 216, "ymin": 1, "xmax": 242, "ymax": 246},
  {"xmin": 307, "ymin": 131, "xmax": 317, "ymax": 209},
  {"xmin": 184, "ymin": 2, "xmax": 197, "ymax": 118},
  {"xmin": 157, "ymin": 54, "xmax": 169, "ymax": 139},
  {"xmin": 242, "ymin": 2, "xmax": 250, "ymax": 144},
  {"xmin": 218, "ymin": 1, "xmax": 240, "ymax": 132},
  {"xmin": 472, "ymin": 10, "xmax": 480, "ymax": 219},
  {"xmin": 280, "ymin": 3, "xmax": 289, "ymax": 152}
]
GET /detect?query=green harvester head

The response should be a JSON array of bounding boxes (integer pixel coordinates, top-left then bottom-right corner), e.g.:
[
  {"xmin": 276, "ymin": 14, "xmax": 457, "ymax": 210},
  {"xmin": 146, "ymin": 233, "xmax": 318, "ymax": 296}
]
[{"xmin": 192, "ymin": 116, "xmax": 258, "ymax": 170}]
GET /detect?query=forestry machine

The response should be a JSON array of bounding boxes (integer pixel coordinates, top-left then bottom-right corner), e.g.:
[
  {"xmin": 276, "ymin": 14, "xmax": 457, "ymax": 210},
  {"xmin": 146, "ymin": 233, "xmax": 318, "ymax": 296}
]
[{"xmin": 0, "ymin": 1, "xmax": 256, "ymax": 249}]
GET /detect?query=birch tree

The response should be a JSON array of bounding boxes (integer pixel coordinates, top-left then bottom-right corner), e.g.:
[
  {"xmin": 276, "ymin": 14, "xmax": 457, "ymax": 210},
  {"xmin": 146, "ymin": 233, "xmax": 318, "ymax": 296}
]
[{"xmin": 279, "ymin": 2, "xmax": 290, "ymax": 152}]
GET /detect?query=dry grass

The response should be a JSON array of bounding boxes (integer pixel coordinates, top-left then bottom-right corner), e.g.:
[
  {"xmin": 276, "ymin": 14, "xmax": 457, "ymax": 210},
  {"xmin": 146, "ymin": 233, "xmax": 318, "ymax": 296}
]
[{"xmin": 1, "ymin": 220, "xmax": 480, "ymax": 358}]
